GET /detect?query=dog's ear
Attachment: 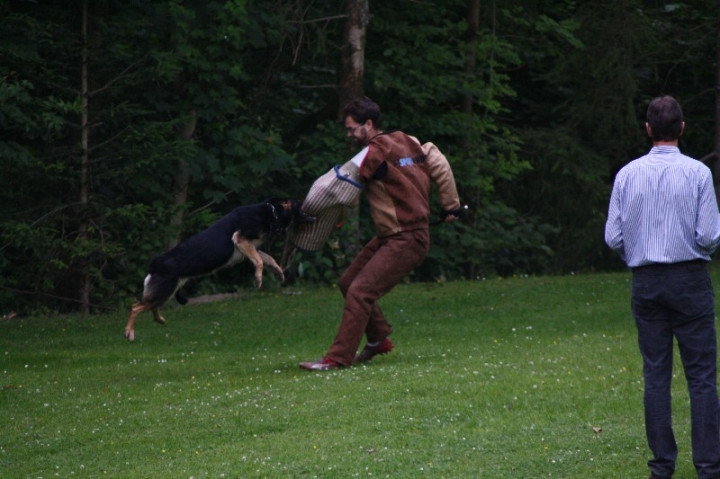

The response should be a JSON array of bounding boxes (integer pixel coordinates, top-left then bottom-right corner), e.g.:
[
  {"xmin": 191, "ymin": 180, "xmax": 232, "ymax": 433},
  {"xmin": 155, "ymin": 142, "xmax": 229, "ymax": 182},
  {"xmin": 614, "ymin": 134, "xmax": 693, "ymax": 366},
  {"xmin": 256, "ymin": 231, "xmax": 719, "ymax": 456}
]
[
  {"xmin": 265, "ymin": 197, "xmax": 294, "ymax": 212},
  {"xmin": 265, "ymin": 197, "xmax": 286, "ymax": 206}
]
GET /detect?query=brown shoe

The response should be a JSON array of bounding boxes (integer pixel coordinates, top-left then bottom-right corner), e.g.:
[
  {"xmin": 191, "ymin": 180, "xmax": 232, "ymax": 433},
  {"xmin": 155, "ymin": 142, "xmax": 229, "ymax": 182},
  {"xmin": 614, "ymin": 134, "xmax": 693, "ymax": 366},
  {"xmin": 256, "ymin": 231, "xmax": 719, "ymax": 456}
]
[
  {"xmin": 299, "ymin": 357, "xmax": 342, "ymax": 371},
  {"xmin": 355, "ymin": 338, "xmax": 394, "ymax": 364}
]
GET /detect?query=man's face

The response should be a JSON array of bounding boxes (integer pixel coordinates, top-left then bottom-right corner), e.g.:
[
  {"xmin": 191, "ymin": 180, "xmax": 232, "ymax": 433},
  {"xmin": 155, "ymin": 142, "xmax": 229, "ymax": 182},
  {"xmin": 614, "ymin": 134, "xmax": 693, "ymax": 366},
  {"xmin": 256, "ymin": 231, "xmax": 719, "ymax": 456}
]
[{"xmin": 344, "ymin": 116, "xmax": 371, "ymax": 147}]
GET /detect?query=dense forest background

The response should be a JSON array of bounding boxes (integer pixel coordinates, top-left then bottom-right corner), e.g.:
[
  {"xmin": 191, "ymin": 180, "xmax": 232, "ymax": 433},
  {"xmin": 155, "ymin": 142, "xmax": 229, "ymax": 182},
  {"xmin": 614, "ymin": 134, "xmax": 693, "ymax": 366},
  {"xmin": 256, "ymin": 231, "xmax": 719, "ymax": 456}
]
[{"xmin": 2, "ymin": 0, "xmax": 718, "ymax": 315}]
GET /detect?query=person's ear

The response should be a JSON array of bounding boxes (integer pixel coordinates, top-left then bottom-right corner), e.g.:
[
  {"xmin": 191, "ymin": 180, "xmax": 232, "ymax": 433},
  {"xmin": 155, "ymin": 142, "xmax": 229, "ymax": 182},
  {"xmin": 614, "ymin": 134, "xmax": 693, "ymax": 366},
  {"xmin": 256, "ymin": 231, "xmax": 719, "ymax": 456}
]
[
  {"xmin": 645, "ymin": 122, "xmax": 652, "ymax": 137},
  {"xmin": 679, "ymin": 121, "xmax": 685, "ymax": 136}
]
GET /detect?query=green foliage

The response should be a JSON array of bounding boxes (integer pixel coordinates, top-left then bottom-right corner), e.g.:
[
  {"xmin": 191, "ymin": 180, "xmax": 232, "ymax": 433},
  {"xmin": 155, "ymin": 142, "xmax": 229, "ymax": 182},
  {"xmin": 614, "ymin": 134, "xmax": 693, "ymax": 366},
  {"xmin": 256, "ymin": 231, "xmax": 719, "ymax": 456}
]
[
  {"xmin": 495, "ymin": 0, "xmax": 717, "ymax": 273},
  {"xmin": 0, "ymin": 0, "xmax": 307, "ymax": 314},
  {"xmin": 1, "ymin": 0, "xmax": 717, "ymax": 313},
  {"xmin": 361, "ymin": 1, "xmax": 539, "ymax": 278}
]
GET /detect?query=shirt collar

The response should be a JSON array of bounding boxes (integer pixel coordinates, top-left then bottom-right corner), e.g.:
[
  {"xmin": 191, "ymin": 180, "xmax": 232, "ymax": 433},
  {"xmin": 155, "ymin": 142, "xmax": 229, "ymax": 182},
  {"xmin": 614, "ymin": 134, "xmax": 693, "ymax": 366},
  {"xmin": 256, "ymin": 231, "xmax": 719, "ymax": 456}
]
[{"xmin": 649, "ymin": 145, "xmax": 680, "ymax": 154}]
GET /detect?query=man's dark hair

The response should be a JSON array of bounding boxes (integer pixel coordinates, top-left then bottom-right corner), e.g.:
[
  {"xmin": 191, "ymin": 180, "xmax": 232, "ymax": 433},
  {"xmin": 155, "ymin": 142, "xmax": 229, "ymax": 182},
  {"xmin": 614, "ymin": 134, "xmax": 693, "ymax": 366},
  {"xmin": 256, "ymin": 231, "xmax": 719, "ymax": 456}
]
[
  {"xmin": 647, "ymin": 95, "xmax": 683, "ymax": 141},
  {"xmin": 342, "ymin": 96, "xmax": 382, "ymax": 129}
]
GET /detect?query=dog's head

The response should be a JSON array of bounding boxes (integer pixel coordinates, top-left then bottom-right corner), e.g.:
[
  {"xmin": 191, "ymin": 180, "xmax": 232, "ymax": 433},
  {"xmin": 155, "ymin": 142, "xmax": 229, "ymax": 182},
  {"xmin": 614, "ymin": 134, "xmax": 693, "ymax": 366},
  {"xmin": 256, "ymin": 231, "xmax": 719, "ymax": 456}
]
[{"xmin": 266, "ymin": 198, "xmax": 316, "ymax": 232}]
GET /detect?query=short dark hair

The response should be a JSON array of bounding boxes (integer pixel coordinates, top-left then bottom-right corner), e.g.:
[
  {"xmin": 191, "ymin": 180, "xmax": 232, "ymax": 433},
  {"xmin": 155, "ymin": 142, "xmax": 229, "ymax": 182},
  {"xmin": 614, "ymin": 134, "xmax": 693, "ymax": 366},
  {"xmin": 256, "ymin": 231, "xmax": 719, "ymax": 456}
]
[
  {"xmin": 646, "ymin": 95, "xmax": 683, "ymax": 141},
  {"xmin": 342, "ymin": 96, "xmax": 382, "ymax": 129}
]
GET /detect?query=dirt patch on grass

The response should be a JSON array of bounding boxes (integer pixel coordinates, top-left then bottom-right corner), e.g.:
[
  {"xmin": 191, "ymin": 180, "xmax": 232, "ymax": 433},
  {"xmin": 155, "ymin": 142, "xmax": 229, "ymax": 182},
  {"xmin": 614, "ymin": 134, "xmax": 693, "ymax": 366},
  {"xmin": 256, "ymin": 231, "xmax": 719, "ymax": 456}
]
[{"xmin": 187, "ymin": 292, "xmax": 244, "ymax": 304}]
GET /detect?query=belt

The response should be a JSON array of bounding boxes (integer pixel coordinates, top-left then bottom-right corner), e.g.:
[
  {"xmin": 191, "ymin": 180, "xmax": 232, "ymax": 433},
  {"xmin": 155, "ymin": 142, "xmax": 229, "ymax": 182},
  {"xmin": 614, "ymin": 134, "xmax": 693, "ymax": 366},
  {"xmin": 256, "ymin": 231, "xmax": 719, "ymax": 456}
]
[{"xmin": 632, "ymin": 259, "xmax": 708, "ymax": 273}]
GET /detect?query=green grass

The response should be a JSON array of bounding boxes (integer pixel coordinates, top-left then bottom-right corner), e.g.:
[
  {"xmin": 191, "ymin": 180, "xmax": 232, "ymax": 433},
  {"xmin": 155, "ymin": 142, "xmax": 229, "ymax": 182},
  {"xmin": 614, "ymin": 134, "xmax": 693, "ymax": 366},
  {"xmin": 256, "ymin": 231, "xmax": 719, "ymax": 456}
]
[{"xmin": 0, "ymin": 271, "xmax": 711, "ymax": 478}]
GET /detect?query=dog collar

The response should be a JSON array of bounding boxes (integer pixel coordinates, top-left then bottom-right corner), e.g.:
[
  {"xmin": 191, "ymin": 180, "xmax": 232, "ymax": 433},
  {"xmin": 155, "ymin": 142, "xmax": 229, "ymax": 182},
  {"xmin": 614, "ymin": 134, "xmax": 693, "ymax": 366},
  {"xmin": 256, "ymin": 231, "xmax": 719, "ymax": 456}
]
[
  {"xmin": 268, "ymin": 202, "xmax": 281, "ymax": 233},
  {"xmin": 268, "ymin": 202, "xmax": 277, "ymax": 219}
]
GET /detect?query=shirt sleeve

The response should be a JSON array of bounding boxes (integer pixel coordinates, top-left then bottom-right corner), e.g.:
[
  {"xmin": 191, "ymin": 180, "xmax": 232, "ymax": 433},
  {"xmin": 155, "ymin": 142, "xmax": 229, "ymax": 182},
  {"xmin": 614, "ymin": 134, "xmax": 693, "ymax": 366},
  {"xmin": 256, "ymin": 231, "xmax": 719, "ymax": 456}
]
[
  {"xmin": 695, "ymin": 169, "xmax": 720, "ymax": 254},
  {"xmin": 604, "ymin": 174, "xmax": 625, "ymax": 259},
  {"xmin": 421, "ymin": 142, "xmax": 461, "ymax": 211}
]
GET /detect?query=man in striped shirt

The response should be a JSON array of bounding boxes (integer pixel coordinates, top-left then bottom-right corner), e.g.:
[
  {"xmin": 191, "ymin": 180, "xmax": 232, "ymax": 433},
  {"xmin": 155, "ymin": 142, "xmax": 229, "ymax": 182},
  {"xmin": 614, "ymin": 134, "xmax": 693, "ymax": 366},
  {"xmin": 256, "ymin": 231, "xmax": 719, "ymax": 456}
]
[{"xmin": 605, "ymin": 95, "xmax": 720, "ymax": 479}]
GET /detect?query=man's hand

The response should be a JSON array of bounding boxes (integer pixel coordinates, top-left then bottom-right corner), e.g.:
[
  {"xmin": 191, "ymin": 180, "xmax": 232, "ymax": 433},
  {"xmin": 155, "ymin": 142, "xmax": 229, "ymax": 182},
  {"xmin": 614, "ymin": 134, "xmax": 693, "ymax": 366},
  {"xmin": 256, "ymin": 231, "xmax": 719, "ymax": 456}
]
[{"xmin": 440, "ymin": 205, "xmax": 467, "ymax": 222}]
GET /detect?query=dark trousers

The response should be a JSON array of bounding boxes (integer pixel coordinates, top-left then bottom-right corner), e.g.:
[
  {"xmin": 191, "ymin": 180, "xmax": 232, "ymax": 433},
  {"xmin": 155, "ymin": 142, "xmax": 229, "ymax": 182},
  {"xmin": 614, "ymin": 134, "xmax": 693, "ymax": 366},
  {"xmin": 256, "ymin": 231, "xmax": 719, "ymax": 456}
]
[
  {"xmin": 327, "ymin": 229, "xmax": 430, "ymax": 366},
  {"xmin": 632, "ymin": 261, "xmax": 720, "ymax": 479}
]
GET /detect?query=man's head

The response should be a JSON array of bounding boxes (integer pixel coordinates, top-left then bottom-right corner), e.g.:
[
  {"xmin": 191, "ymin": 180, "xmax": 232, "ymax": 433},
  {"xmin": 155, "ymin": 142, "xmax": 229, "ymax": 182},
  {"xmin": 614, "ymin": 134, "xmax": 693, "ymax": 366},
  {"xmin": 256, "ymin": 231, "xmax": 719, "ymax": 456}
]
[
  {"xmin": 342, "ymin": 96, "xmax": 383, "ymax": 147},
  {"xmin": 646, "ymin": 95, "xmax": 684, "ymax": 142}
]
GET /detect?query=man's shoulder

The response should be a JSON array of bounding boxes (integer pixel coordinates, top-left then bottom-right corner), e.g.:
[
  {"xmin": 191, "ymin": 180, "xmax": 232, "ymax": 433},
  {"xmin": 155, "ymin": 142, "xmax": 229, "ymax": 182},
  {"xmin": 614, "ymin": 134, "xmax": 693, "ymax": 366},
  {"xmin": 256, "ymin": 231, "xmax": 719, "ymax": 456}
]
[
  {"xmin": 679, "ymin": 152, "xmax": 707, "ymax": 166},
  {"xmin": 616, "ymin": 156, "xmax": 647, "ymax": 176},
  {"xmin": 370, "ymin": 129, "xmax": 410, "ymax": 144},
  {"xmin": 370, "ymin": 130, "xmax": 423, "ymax": 156},
  {"xmin": 615, "ymin": 153, "xmax": 711, "ymax": 192},
  {"xmin": 620, "ymin": 150, "xmax": 707, "ymax": 171},
  {"xmin": 668, "ymin": 152, "xmax": 710, "ymax": 174}
]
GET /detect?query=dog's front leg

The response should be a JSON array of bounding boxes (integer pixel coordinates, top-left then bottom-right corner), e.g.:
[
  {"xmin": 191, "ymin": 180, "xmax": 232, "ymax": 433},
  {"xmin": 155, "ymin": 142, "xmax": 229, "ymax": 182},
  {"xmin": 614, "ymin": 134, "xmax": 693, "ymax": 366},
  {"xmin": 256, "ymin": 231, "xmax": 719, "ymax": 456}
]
[
  {"xmin": 232, "ymin": 233, "xmax": 265, "ymax": 288},
  {"xmin": 258, "ymin": 251, "xmax": 285, "ymax": 284}
]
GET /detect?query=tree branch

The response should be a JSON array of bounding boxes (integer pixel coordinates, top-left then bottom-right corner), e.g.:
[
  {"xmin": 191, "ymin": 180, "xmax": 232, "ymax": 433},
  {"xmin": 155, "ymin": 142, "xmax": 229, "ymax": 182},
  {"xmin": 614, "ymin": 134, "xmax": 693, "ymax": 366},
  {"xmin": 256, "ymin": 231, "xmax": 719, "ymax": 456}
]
[
  {"xmin": 0, "ymin": 286, "xmax": 114, "ymax": 311},
  {"xmin": 286, "ymin": 14, "xmax": 346, "ymax": 24},
  {"xmin": 88, "ymin": 54, "xmax": 150, "ymax": 97},
  {"xmin": 701, "ymin": 151, "xmax": 717, "ymax": 163},
  {"xmin": 295, "ymin": 84, "xmax": 339, "ymax": 90},
  {"xmin": 189, "ymin": 190, "xmax": 236, "ymax": 215}
]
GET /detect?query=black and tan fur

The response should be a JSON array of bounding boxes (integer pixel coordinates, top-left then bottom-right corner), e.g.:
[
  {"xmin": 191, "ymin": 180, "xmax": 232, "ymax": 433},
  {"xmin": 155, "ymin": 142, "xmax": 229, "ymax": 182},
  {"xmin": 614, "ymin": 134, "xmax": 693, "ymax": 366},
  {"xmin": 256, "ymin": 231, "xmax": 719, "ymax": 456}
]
[{"xmin": 124, "ymin": 198, "xmax": 314, "ymax": 341}]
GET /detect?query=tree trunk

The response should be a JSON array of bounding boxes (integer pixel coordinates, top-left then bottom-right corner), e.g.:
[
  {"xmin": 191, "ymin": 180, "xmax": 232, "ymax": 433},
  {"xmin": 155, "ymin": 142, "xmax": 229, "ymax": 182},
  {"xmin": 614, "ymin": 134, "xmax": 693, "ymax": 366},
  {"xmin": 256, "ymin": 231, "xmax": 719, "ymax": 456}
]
[
  {"xmin": 338, "ymin": 0, "xmax": 368, "ymax": 117},
  {"xmin": 78, "ymin": 0, "xmax": 91, "ymax": 313},
  {"xmin": 461, "ymin": 0, "xmax": 480, "ymax": 118},
  {"xmin": 164, "ymin": 109, "xmax": 197, "ymax": 251},
  {"xmin": 462, "ymin": 0, "xmax": 480, "ymax": 281},
  {"xmin": 338, "ymin": 0, "xmax": 369, "ymax": 257}
]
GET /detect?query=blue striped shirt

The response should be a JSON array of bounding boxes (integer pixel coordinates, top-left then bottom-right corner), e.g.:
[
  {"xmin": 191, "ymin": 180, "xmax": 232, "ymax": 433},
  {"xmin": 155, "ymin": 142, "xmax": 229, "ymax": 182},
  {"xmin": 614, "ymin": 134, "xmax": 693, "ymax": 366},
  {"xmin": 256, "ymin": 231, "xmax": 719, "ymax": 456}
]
[{"xmin": 604, "ymin": 146, "xmax": 720, "ymax": 267}]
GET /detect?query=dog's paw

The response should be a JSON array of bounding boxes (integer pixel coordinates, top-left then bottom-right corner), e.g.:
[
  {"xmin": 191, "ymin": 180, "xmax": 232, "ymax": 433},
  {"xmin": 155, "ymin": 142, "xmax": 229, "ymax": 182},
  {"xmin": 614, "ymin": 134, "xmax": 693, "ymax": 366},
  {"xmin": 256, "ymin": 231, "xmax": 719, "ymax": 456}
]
[
  {"xmin": 124, "ymin": 330, "xmax": 135, "ymax": 342},
  {"xmin": 254, "ymin": 278, "xmax": 263, "ymax": 289}
]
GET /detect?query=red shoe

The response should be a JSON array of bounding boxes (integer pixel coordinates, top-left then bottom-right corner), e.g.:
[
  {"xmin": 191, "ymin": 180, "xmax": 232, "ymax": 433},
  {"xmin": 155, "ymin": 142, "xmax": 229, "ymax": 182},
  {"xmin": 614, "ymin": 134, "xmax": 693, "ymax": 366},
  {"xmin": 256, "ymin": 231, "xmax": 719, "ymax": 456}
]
[
  {"xmin": 298, "ymin": 357, "xmax": 342, "ymax": 371},
  {"xmin": 354, "ymin": 338, "xmax": 394, "ymax": 364}
]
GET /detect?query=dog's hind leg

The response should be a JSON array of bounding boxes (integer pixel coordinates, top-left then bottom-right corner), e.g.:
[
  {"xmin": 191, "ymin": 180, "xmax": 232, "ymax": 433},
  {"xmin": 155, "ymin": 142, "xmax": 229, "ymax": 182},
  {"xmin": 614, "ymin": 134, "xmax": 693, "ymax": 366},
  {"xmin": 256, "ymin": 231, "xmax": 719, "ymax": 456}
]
[
  {"xmin": 125, "ymin": 273, "xmax": 179, "ymax": 341},
  {"xmin": 125, "ymin": 301, "xmax": 153, "ymax": 342},
  {"xmin": 151, "ymin": 309, "xmax": 166, "ymax": 325},
  {"xmin": 125, "ymin": 304, "xmax": 167, "ymax": 342}
]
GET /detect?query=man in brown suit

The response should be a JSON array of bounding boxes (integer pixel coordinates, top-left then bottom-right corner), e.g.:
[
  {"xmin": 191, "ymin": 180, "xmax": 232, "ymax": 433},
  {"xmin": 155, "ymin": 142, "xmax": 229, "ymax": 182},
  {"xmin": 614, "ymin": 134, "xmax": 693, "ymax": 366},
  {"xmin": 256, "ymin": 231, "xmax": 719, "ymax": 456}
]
[{"xmin": 300, "ymin": 97, "xmax": 462, "ymax": 370}]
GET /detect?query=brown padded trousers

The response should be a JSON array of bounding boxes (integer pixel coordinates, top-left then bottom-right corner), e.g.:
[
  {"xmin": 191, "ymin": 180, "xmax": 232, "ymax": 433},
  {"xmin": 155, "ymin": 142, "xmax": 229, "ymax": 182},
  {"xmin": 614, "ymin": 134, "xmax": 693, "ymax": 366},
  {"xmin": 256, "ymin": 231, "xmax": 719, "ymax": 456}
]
[{"xmin": 327, "ymin": 228, "xmax": 430, "ymax": 366}]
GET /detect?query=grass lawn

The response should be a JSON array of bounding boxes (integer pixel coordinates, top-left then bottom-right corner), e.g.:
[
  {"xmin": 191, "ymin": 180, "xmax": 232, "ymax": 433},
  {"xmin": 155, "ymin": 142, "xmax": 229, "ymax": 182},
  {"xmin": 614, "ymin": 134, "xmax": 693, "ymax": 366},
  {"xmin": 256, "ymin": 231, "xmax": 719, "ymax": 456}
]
[{"xmin": 0, "ymin": 271, "xmax": 712, "ymax": 478}]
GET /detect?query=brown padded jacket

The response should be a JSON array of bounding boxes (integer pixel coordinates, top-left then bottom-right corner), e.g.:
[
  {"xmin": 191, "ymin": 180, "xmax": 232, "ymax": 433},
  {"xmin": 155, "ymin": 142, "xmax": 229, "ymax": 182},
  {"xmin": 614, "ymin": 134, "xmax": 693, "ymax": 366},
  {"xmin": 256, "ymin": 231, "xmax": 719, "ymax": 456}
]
[{"xmin": 359, "ymin": 130, "xmax": 460, "ymax": 237}]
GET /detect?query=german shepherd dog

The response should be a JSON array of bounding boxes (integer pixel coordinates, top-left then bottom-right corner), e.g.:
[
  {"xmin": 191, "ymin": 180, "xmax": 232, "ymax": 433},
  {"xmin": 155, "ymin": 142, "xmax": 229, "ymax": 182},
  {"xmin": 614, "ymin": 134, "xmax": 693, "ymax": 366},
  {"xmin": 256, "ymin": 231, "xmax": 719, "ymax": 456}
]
[{"xmin": 124, "ymin": 198, "xmax": 315, "ymax": 341}]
